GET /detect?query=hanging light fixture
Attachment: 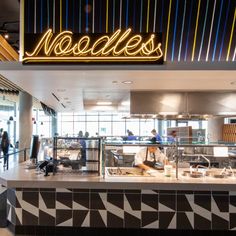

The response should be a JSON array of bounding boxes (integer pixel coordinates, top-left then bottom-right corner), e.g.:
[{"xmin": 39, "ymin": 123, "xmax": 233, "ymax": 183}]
[
  {"xmin": 41, "ymin": 122, "xmax": 43, "ymax": 125},
  {"xmin": 33, "ymin": 121, "xmax": 37, "ymax": 124},
  {"xmin": 9, "ymin": 116, "xmax": 14, "ymax": 121}
]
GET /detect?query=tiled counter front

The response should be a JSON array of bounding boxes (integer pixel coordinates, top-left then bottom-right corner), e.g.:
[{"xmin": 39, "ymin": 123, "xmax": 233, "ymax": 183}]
[{"xmin": 7, "ymin": 188, "xmax": 236, "ymax": 230}]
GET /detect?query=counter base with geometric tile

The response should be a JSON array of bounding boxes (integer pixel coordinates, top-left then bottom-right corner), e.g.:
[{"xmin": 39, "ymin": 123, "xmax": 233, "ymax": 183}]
[{"xmin": 6, "ymin": 188, "xmax": 236, "ymax": 233}]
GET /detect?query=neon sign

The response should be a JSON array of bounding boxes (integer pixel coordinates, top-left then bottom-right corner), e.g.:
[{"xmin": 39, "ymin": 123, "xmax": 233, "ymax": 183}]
[{"xmin": 23, "ymin": 29, "xmax": 163, "ymax": 64}]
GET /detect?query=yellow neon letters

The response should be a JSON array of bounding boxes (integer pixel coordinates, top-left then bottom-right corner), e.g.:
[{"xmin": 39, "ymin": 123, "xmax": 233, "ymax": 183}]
[{"xmin": 23, "ymin": 29, "xmax": 163, "ymax": 63}]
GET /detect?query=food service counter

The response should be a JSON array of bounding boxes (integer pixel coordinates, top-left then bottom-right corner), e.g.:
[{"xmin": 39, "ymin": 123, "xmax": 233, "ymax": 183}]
[{"xmin": 1, "ymin": 164, "xmax": 236, "ymax": 233}]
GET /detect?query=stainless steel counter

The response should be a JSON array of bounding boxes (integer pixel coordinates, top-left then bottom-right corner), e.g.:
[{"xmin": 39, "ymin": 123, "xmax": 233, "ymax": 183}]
[{"xmin": 0, "ymin": 164, "xmax": 236, "ymax": 191}]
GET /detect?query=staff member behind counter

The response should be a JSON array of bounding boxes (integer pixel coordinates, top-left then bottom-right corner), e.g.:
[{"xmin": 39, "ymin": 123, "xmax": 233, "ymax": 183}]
[{"xmin": 134, "ymin": 139, "xmax": 169, "ymax": 174}]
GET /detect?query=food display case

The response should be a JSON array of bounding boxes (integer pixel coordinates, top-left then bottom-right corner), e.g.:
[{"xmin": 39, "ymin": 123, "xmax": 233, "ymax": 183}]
[
  {"xmin": 102, "ymin": 141, "xmax": 236, "ymax": 179},
  {"xmin": 53, "ymin": 136, "xmax": 101, "ymax": 175}
]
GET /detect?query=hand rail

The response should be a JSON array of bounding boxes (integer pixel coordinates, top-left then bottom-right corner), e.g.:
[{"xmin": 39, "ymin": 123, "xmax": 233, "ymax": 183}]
[{"xmin": 5, "ymin": 148, "xmax": 29, "ymax": 170}]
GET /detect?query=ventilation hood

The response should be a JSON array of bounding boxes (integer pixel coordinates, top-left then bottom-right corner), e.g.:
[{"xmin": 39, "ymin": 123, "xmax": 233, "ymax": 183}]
[{"xmin": 130, "ymin": 91, "xmax": 236, "ymax": 119}]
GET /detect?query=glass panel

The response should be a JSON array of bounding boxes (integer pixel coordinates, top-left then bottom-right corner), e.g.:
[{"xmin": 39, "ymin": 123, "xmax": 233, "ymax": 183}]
[
  {"xmin": 38, "ymin": 122, "xmax": 50, "ymax": 137},
  {"xmin": 99, "ymin": 121, "xmax": 112, "ymax": 136},
  {"xmin": 62, "ymin": 112, "xmax": 74, "ymax": 116},
  {"xmin": 74, "ymin": 112, "xmax": 86, "ymax": 116},
  {"xmin": 126, "ymin": 120, "xmax": 140, "ymax": 137},
  {"xmin": 61, "ymin": 115, "xmax": 74, "ymax": 122},
  {"xmin": 112, "ymin": 113, "xmax": 126, "ymax": 121},
  {"xmin": 112, "ymin": 122, "xmax": 126, "ymax": 136},
  {"xmin": 74, "ymin": 122, "xmax": 86, "ymax": 135},
  {"xmin": 86, "ymin": 122, "xmax": 98, "ymax": 137},
  {"xmin": 99, "ymin": 115, "xmax": 112, "ymax": 122},
  {"xmin": 86, "ymin": 115, "xmax": 98, "ymax": 121},
  {"xmin": 140, "ymin": 119, "xmax": 155, "ymax": 136},
  {"xmin": 61, "ymin": 122, "xmax": 73, "ymax": 136},
  {"xmin": 74, "ymin": 115, "xmax": 86, "ymax": 122},
  {"xmin": 177, "ymin": 122, "xmax": 188, "ymax": 127},
  {"xmin": 188, "ymin": 121, "xmax": 199, "ymax": 129}
]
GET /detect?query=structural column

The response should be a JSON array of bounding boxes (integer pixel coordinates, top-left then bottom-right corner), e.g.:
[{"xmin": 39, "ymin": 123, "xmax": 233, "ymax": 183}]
[
  {"xmin": 19, "ymin": 91, "xmax": 33, "ymax": 162},
  {"xmin": 207, "ymin": 117, "xmax": 224, "ymax": 143},
  {"xmin": 51, "ymin": 113, "xmax": 58, "ymax": 136}
]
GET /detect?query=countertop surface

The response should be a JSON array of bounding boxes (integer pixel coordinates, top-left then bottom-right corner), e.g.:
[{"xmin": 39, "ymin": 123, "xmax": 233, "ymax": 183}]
[{"xmin": 1, "ymin": 164, "xmax": 236, "ymax": 190}]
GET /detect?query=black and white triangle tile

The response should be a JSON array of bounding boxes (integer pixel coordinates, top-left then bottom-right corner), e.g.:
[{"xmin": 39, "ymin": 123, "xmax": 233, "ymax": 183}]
[
  {"xmin": 211, "ymin": 195, "xmax": 229, "ymax": 230},
  {"xmin": 90, "ymin": 210, "xmax": 107, "ymax": 227},
  {"xmin": 39, "ymin": 192, "xmax": 56, "ymax": 226},
  {"xmin": 73, "ymin": 210, "xmax": 90, "ymax": 227},
  {"xmin": 159, "ymin": 212, "xmax": 176, "ymax": 229},
  {"xmin": 56, "ymin": 209, "xmax": 72, "ymax": 226},
  {"xmin": 56, "ymin": 192, "xmax": 72, "ymax": 210},
  {"xmin": 159, "ymin": 194, "xmax": 176, "ymax": 212},
  {"xmin": 90, "ymin": 192, "xmax": 106, "ymax": 210},
  {"xmin": 141, "ymin": 193, "xmax": 158, "ymax": 211},
  {"xmin": 124, "ymin": 194, "xmax": 141, "ymax": 228},
  {"xmin": 73, "ymin": 192, "xmax": 89, "ymax": 210},
  {"xmin": 141, "ymin": 211, "xmax": 158, "ymax": 228},
  {"xmin": 193, "ymin": 194, "xmax": 212, "ymax": 229},
  {"xmin": 177, "ymin": 194, "xmax": 194, "ymax": 212},
  {"xmin": 107, "ymin": 193, "xmax": 124, "ymax": 227},
  {"xmin": 16, "ymin": 190, "xmax": 39, "ymax": 225},
  {"xmin": 5, "ymin": 188, "xmax": 236, "ymax": 230},
  {"xmin": 229, "ymin": 191, "xmax": 236, "ymax": 230},
  {"xmin": 177, "ymin": 212, "xmax": 194, "ymax": 229}
]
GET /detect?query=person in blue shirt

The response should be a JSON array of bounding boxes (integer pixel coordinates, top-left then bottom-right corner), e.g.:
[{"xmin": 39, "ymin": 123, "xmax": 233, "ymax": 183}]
[
  {"xmin": 151, "ymin": 129, "xmax": 162, "ymax": 144},
  {"xmin": 167, "ymin": 130, "xmax": 177, "ymax": 143},
  {"xmin": 127, "ymin": 130, "xmax": 137, "ymax": 141}
]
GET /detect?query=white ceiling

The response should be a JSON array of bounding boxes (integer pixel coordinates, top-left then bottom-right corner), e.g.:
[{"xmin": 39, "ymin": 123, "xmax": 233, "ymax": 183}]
[{"xmin": 0, "ymin": 62, "xmax": 235, "ymax": 112}]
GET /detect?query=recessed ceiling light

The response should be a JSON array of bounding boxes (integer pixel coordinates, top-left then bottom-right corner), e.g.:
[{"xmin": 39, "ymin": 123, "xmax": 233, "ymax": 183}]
[
  {"xmin": 122, "ymin": 80, "xmax": 133, "ymax": 84},
  {"xmin": 4, "ymin": 34, "xmax": 9, "ymax": 39},
  {"xmin": 97, "ymin": 101, "xmax": 112, "ymax": 105}
]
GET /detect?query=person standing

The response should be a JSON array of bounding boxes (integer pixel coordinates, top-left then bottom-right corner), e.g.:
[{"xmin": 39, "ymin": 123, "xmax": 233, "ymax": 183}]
[
  {"xmin": 167, "ymin": 130, "xmax": 177, "ymax": 143},
  {"xmin": 134, "ymin": 146, "xmax": 169, "ymax": 172},
  {"xmin": 127, "ymin": 130, "xmax": 137, "ymax": 141},
  {"xmin": 151, "ymin": 129, "xmax": 162, "ymax": 143},
  {"xmin": 78, "ymin": 131, "xmax": 86, "ymax": 166},
  {"xmin": 84, "ymin": 131, "xmax": 89, "ymax": 138},
  {"xmin": 1, "ymin": 131, "xmax": 10, "ymax": 167}
]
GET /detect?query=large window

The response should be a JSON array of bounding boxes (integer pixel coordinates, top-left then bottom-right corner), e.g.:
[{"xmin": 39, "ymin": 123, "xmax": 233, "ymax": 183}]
[
  {"xmin": 32, "ymin": 109, "xmax": 52, "ymax": 137},
  {"xmin": 56, "ymin": 112, "xmax": 209, "ymax": 140},
  {"xmin": 140, "ymin": 119, "xmax": 155, "ymax": 136}
]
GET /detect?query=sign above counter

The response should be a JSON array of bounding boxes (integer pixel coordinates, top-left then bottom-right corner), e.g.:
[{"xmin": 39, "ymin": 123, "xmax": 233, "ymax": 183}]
[{"xmin": 22, "ymin": 29, "xmax": 163, "ymax": 64}]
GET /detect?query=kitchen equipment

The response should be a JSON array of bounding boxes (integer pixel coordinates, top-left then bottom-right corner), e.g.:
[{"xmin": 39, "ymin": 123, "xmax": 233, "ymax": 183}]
[
  {"xmin": 85, "ymin": 140, "xmax": 99, "ymax": 148},
  {"xmin": 86, "ymin": 150, "xmax": 99, "ymax": 161},
  {"xmin": 86, "ymin": 162, "xmax": 98, "ymax": 171},
  {"xmin": 182, "ymin": 170, "xmax": 203, "ymax": 178}
]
